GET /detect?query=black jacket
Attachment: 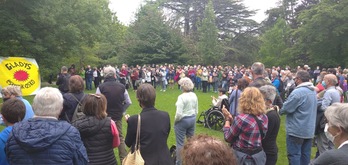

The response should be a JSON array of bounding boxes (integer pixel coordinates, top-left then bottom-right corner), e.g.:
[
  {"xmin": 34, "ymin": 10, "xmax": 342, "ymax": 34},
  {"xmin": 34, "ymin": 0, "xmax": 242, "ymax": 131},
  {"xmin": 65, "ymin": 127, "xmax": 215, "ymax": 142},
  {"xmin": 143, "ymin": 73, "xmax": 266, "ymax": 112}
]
[
  {"xmin": 59, "ymin": 92, "xmax": 85, "ymax": 122},
  {"xmin": 73, "ymin": 116, "xmax": 116, "ymax": 165},
  {"xmin": 56, "ymin": 73, "xmax": 70, "ymax": 93},
  {"xmin": 125, "ymin": 107, "xmax": 173, "ymax": 165},
  {"xmin": 98, "ymin": 77, "xmax": 125, "ymax": 121}
]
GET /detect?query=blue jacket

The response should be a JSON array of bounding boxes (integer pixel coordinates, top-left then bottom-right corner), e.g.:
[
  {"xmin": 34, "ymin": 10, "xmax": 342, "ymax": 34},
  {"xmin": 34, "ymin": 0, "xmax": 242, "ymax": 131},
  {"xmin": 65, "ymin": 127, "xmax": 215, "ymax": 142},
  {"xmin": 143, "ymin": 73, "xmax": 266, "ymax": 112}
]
[
  {"xmin": 229, "ymin": 89, "xmax": 241, "ymax": 116},
  {"xmin": 17, "ymin": 97, "xmax": 34, "ymax": 121},
  {"xmin": 5, "ymin": 118, "xmax": 88, "ymax": 165},
  {"xmin": 280, "ymin": 82, "xmax": 317, "ymax": 139},
  {"xmin": 0, "ymin": 126, "xmax": 12, "ymax": 165}
]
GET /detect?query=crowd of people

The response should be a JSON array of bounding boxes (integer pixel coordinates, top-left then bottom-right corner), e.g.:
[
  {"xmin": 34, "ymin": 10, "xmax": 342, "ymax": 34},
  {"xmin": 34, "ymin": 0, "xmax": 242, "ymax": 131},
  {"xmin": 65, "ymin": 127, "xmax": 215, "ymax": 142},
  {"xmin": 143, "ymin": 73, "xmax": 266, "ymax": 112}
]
[{"xmin": 1, "ymin": 61, "xmax": 348, "ymax": 165}]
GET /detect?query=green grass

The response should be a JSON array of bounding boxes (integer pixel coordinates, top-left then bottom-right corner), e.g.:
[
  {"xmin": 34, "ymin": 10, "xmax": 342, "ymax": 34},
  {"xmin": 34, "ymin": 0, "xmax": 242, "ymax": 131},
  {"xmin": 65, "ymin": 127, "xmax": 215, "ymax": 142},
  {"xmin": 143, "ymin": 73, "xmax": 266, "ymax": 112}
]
[{"xmin": 0, "ymin": 85, "xmax": 319, "ymax": 164}]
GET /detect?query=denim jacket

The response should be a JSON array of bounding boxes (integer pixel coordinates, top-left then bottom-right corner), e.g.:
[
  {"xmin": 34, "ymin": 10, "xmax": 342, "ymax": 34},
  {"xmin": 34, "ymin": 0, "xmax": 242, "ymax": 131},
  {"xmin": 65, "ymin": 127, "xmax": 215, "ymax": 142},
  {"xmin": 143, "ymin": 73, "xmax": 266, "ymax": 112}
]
[{"xmin": 280, "ymin": 82, "xmax": 317, "ymax": 139}]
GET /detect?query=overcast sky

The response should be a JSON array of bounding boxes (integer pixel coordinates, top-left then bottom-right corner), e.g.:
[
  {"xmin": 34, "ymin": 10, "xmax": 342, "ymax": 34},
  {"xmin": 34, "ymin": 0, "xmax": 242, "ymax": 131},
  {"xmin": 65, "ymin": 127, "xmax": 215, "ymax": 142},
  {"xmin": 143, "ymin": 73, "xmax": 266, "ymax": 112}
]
[{"xmin": 109, "ymin": 0, "xmax": 279, "ymax": 25}]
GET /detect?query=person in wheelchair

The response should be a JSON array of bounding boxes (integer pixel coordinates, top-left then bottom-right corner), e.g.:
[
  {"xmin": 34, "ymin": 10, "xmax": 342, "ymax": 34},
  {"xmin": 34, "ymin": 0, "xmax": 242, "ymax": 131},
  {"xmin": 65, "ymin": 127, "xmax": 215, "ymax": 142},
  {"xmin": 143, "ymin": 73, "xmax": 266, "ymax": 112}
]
[
  {"xmin": 211, "ymin": 88, "xmax": 228, "ymax": 109},
  {"xmin": 196, "ymin": 89, "xmax": 229, "ymax": 130}
]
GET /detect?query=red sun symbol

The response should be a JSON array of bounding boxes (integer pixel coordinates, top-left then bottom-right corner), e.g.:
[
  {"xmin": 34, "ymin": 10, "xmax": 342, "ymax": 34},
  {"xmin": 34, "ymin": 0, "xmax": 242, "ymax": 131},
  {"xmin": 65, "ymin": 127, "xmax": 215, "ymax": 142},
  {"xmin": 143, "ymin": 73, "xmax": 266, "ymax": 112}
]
[{"xmin": 14, "ymin": 70, "xmax": 29, "ymax": 81}]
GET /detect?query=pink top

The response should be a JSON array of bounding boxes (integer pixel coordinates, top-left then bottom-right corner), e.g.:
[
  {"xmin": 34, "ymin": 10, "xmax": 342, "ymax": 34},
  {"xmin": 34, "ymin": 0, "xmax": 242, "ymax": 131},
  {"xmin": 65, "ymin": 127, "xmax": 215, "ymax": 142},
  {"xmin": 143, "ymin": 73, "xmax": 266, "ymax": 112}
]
[{"xmin": 111, "ymin": 120, "xmax": 120, "ymax": 148}]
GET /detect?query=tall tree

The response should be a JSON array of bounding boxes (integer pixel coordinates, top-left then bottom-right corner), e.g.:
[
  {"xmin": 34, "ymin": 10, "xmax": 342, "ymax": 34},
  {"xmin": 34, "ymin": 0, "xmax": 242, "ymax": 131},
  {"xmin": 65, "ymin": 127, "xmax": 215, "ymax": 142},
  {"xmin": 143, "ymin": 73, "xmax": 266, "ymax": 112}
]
[
  {"xmin": 259, "ymin": 18, "xmax": 291, "ymax": 66},
  {"xmin": 121, "ymin": 3, "xmax": 187, "ymax": 65},
  {"xmin": 197, "ymin": 0, "xmax": 222, "ymax": 65},
  {"xmin": 161, "ymin": 0, "xmax": 258, "ymax": 37},
  {"xmin": 292, "ymin": 0, "xmax": 348, "ymax": 66}
]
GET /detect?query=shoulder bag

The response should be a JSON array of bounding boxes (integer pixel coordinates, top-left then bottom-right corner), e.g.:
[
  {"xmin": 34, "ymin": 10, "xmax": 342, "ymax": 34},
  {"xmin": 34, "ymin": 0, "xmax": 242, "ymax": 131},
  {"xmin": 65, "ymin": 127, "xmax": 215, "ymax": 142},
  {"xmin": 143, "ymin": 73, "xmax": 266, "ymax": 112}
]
[{"xmin": 123, "ymin": 115, "xmax": 145, "ymax": 165}]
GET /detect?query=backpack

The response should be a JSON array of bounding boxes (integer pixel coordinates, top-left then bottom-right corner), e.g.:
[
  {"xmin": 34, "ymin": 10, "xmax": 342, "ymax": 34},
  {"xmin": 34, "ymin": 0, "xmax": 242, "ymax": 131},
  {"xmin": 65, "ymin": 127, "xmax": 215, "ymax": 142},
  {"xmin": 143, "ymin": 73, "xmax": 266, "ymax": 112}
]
[{"xmin": 70, "ymin": 94, "xmax": 86, "ymax": 123}]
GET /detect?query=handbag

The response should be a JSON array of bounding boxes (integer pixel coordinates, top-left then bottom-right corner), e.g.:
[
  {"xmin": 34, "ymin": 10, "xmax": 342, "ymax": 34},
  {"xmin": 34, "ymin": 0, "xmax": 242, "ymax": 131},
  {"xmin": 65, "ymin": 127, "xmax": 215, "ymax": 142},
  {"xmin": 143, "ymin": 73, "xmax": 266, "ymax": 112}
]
[{"xmin": 122, "ymin": 115, "xmax": 145, "ymax": 165}]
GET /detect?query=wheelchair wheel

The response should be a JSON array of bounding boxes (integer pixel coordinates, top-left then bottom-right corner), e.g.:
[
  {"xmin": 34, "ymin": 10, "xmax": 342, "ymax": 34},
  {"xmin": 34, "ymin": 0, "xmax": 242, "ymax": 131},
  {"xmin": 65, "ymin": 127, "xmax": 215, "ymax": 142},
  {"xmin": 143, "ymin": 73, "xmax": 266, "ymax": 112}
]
[{"xmin": 206, "ymin": 110, "xmax": 225, "ymax": 130}]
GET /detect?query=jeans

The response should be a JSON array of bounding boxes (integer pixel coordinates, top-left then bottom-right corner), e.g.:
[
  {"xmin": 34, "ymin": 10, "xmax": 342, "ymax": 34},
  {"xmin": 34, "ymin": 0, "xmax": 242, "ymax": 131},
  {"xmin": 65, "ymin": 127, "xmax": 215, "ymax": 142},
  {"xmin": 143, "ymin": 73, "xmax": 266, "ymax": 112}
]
[
  {"xmin": 286, "ymin": 135, "xmax": 312, "ymax": 165},
  {"xmin": 86, "ymin": 77, "xmax": 93, "ymax": 90},
  {"xmin": 174, "ymin": 115, "xmax": 196, "ymax": 165},
  {"xmin": 115, "ymin": 120, "xmax": 127, "ymax": 163},
  {"xmin": 208, "ymin": 82, "xmax": 212, "ymax": 92},
  {"xmin": 195, "ymin": 77, "xmax": 201, "ymax": 90},
  {"xmin": 162, "ymin": 79, "xmax": 167, "ymax": 91},
  {"xmin": 202, "ymin": 81, "xmax": 208, "ymax": 93},
  {"xmin": 222, "ymin": 80, "xmax": 228, "ymax": 91},
  {"xmin": 213, "ymin": 82, "xmax": 218, "ymax": 92}
]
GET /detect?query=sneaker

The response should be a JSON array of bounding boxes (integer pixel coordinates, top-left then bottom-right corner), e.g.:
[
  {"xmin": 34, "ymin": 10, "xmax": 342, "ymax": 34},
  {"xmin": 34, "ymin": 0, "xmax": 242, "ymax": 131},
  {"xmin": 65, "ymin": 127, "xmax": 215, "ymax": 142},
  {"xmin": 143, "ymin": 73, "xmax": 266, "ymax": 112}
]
[
  {"xmin": 163, "ymin": 90, "xmax": 166, "ymax": 92},
  {"xmin": 160, "ymin": 89, "xmax": 163, "ymax": 91}
]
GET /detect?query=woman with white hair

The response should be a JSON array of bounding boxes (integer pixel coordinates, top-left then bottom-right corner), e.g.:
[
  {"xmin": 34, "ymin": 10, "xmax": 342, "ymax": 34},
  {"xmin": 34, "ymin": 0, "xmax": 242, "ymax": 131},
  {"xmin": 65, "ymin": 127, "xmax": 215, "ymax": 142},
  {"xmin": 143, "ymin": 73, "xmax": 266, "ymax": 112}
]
[
  {"xmin": 1, "ymin": 85, "xmax": 34, "ymax": 121},
  {"xmin": 174, "ymin": 77, "xmax": 198, "ymax": 165},
  {"xmin": 5, "ymin": 87, "xmax": 88, "ymax": 164},
  {"xmin": 311, "ymin": 103, "xmax": 348, "ymax": 165},
  {"xmin": 259, "ymin": 85, "xmax": 280, "ymax": 165}
]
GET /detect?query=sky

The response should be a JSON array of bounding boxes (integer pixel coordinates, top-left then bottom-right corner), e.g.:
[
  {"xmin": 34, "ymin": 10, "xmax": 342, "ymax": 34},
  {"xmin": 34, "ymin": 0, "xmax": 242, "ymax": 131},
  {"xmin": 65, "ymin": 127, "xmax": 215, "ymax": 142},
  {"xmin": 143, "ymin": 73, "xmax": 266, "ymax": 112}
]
[{"xmin": 109, "ymin": 0, "xmax": 279, "ymax": 25}]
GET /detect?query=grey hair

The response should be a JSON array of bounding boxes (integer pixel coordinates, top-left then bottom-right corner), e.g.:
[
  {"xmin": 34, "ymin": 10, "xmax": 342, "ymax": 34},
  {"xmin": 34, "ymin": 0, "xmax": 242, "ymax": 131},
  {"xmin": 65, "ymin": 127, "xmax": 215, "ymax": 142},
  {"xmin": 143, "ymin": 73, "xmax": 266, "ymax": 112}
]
[
  {"xmin": 296, "ymin": 70, "xmax": 311, "ymax": 82},
  {"xmin": 325, "ymin": 103, "xmax": 348, "ymax": 132},
  {"xmin": 2, "ymin": 85, "xmax": 22, "ymax": 96},
  {"xmin": 61, "ymin": 66, "xmax": 68, "ymax": 72},
  {"xmin": 251, "ymin": 62, "xmax": 265, "ymax": 75},
  {"xmin": 272, "ymin": 70, "xmax": 279, "ymax": 76},
  {"xmin": 259, "ymin": 85, "xmax": 276, "ymax": 102},
  {"xmin": 104, "ymin": 66, "xmax": 116, "ymax": 78},
  {"xmin": 179, "ymin": 77, "xmax": 194, "ymax": 92},
  {"xmin": 32, "ymin": 87, "xmax": 63, "ymax": 117}
]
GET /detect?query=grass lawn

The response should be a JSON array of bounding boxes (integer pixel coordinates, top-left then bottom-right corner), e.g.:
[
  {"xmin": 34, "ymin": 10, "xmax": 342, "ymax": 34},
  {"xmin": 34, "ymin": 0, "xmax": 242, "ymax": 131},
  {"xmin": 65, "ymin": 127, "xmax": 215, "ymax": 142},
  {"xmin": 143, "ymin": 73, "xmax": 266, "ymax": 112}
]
[{"xmin": 0, "ymin": 84, "xmax": 318, "ymax": 164}]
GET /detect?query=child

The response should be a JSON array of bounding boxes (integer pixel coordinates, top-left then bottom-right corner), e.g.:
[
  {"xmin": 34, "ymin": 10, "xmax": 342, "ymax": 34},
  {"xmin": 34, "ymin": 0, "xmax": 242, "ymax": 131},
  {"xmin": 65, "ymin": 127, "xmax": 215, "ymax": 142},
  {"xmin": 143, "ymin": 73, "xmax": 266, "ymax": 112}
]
[{"xmin": 0, "ymin": 98, "xmax": 26, "ymax": 165}]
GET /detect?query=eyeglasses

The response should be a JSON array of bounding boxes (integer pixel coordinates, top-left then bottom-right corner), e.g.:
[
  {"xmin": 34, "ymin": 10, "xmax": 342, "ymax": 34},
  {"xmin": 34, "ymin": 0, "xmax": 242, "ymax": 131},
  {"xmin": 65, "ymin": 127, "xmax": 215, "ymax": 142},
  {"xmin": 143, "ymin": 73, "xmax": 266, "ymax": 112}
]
[{"xmin": 89, "ymin": 94, "xmax": 101, "ymax": 99}]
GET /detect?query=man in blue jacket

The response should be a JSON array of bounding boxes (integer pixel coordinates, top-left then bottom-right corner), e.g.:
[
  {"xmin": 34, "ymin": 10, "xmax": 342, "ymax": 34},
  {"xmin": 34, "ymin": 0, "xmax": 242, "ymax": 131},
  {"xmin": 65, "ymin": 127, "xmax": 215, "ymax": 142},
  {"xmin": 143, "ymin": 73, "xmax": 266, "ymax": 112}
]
[
  {"xmin": 5, "ymin": 87, "xmax": 88, "ymax": 165},
  {"xmin": 280, "ymin": 70, "xmax": 317, "ymax": 165}
]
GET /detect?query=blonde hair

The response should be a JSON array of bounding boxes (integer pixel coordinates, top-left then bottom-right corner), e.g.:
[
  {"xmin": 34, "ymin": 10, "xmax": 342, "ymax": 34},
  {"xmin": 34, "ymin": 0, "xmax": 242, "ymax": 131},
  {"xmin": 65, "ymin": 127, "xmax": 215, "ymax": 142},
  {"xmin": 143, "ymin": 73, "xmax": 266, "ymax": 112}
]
[{"xmin": 238, "ymin": 87, "xmax": 266, "ymax": 115}]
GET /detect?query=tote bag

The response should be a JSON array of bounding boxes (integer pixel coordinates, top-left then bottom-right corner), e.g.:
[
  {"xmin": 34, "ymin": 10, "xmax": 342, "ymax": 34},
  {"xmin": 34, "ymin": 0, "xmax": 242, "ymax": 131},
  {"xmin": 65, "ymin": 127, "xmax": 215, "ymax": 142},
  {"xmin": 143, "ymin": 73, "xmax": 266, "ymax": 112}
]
[{"xmin": 123, "ymin": 115, "xmax": 145, "ymax": 165}]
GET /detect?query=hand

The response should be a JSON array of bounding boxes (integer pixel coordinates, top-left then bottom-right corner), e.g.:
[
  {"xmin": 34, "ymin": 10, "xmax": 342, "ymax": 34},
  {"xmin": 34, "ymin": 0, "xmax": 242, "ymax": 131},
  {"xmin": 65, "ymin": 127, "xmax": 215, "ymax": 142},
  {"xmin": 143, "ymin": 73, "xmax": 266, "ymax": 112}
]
[
  {"xmin": 221, "ymin": 105, "xmax": 233, "ymax": 121},
  {"xmin": 124, "ymin": 114, "xmax": 130, "ymax": 121}
]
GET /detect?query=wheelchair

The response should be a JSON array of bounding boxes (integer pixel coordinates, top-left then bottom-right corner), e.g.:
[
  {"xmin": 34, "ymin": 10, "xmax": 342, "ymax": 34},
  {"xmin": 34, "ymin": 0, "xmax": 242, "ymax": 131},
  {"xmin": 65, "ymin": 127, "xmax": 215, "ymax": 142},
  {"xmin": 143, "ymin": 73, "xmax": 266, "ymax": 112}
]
[{"xmin": 196, "ymin": 99, "xmax": 229, "ymax": 131}]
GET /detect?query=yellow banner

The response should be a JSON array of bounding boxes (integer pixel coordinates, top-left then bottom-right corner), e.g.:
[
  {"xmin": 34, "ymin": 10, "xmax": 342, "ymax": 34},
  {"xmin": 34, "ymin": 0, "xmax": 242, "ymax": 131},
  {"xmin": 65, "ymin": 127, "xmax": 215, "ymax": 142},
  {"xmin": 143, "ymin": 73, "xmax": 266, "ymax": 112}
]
[{"xmin": 0, "ymin": 57, "xmax": 41, "ymax": 96}]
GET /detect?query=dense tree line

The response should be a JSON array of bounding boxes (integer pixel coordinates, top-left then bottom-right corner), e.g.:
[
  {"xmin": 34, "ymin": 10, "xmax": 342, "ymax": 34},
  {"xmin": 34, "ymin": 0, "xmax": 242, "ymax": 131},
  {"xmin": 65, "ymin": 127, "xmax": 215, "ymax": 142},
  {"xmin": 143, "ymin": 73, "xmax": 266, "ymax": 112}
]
[
  {"xmin": 1, "ymin": 0, "xmax": 347, "ymax": 80},
  {"xmin": 0, "ymin": 0, "xmax": 126, "ymax": 79}
]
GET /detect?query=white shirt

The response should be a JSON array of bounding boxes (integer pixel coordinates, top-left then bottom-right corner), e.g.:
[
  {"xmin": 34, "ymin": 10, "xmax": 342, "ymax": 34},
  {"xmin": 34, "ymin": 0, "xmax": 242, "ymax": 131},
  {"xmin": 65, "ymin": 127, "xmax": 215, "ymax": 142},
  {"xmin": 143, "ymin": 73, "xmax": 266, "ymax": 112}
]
[{"xmin": 175, "ymin": 92, "xmax": 198, "ymax": 122}]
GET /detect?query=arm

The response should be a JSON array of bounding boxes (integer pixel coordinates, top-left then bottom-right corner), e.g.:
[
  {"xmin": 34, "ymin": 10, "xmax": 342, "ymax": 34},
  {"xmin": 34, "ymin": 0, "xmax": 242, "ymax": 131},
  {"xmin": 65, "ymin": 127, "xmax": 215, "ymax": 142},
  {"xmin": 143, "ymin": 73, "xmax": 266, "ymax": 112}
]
[
  {"xmin": 223, "ymin": 116, "xmax": 241, "ymax": 143},
  {"xmin": 110, "ymin": 120, "xmax": 120, "ymax": 148},
  {"xmin": 56, "ymin": 75, "xmax": 63, "ymax": 85},
  {"xmin": 125, "ymin": 116, "xmax": 136, "ymax": 147},
  {"xmin": 280, "ymin": 92, "xmax": 299, "ymax": 115},
  {"xmin": 70, "ymin": 127, "xmax": 88, "ymax": 165},
  {"xmin": 175, "ymin": 96, "xmax": 184, "ymax": 122},
  {"xmin": 212, "ymin": 96, "xmax": 218, "ymax": 106},
  {"xmin": 123, "ymin": 90, "xmax": 132, "ymax": 113},
  {"xmin": 321, "ymin": 91, "xmax": 332, "ymax": 111}
]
